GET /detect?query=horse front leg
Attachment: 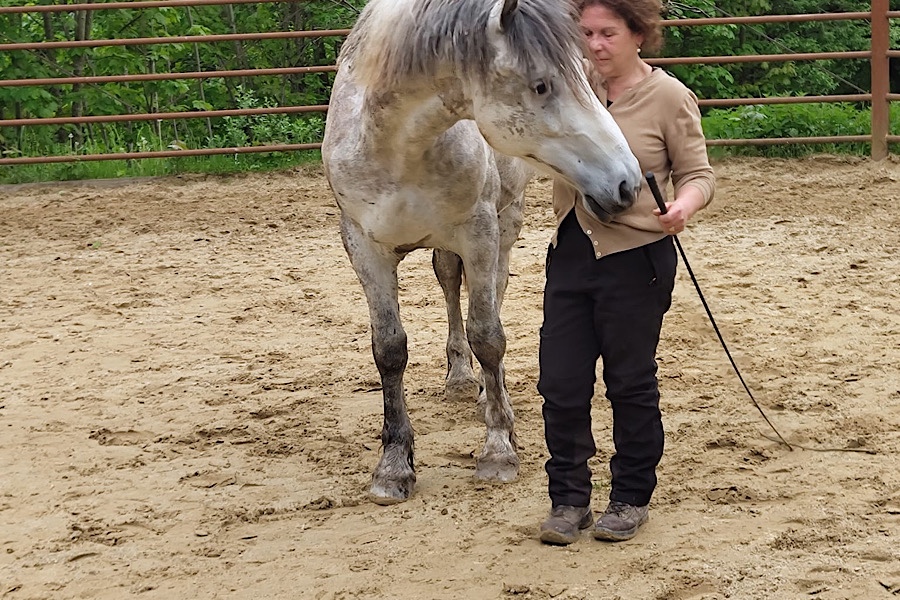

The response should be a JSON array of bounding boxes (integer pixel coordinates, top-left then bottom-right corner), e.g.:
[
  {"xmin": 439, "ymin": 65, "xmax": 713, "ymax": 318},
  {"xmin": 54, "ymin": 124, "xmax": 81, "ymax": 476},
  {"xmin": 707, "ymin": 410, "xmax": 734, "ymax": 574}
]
[
  {"xmin": 340, "ymin": 217, "xmax": 415, "ymax": 504},
  {"xmin": 432, "ymin": 249, "xmax": 479, "ymax": 404},
  {"xmin": 459, "ymin": 213, "xmax": 519, "ymax": 483}
]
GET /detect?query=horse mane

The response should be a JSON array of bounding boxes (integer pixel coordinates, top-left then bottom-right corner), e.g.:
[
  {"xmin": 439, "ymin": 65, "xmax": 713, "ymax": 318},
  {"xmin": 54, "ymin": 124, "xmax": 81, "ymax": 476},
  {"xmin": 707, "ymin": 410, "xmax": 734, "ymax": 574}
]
[{"xmin": 341, "ymin": 0, "xmax": 586, "ymax": 96}]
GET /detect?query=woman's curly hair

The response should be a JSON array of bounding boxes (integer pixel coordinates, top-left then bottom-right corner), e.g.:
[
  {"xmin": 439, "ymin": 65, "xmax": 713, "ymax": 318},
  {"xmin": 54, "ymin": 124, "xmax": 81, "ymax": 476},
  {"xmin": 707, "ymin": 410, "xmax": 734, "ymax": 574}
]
[{"xmin": 576, "ymin": 0, "xmax": 664, "ymax": 54}]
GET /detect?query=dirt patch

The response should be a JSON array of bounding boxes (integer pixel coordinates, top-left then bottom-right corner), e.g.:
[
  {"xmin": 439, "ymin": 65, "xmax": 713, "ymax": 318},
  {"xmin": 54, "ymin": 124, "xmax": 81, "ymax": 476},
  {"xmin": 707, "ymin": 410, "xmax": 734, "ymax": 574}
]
[{"xmin": 1, "ymin": 156, "xmax": 898, "ymax": 599}]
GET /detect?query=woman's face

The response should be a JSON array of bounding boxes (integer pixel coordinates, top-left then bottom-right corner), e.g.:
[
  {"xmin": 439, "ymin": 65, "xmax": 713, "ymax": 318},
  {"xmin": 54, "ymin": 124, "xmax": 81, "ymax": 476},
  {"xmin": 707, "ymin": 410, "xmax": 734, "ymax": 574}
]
[{"xmin": 580, "ymin": 4, "xmax": 644, "ymax": 78}]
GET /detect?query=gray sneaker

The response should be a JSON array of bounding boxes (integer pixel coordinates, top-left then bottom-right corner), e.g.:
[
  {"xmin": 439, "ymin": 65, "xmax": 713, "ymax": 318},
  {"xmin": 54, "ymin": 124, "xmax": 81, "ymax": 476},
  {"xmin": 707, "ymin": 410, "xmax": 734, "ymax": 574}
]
[
  {"xmin": 592, "ymin": 500, "xmax": 649, "ymax": 541},
  {"xmin": 539, "ymin": 505, "xmax": 593, "ymax": 545}
]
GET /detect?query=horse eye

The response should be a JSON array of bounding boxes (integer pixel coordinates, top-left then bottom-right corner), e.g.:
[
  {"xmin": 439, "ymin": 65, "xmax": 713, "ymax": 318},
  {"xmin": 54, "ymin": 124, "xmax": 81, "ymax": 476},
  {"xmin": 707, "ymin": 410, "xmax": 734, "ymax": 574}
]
[{"xmin": 532, "ymin": 80, "xmax": 550, "ymax": 95}]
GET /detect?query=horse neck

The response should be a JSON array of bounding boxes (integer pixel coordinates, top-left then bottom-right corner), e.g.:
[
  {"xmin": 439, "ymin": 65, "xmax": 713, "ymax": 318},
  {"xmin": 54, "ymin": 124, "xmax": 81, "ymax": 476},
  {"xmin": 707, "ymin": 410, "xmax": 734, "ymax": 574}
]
[{"xmin": 363, "ymin": 79, "xmax": 474, "ymax": 166}]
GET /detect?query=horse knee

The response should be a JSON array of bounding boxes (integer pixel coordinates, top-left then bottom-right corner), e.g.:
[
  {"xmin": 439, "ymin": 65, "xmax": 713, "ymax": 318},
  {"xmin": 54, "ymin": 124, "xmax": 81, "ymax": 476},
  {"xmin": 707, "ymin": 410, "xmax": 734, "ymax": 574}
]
[
  {"xmin": 372, "ymin": 327, "xmax": 408, "ymax": 377},
  {"xmin": 467, "ymin": 321, "xmax": 506, "ymax": 368}
]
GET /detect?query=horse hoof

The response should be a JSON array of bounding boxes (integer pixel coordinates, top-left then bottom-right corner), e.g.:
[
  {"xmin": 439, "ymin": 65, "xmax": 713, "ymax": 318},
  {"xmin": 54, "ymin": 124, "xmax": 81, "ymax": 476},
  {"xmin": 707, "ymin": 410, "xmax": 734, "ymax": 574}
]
[
  {"xmin": 445, "ymin": 376, "xmax": 479, "ymax": 404},
  {"xmin": 368, "ymin": 490, "xmax": 409, "ymax": 505},
  {"xmin": 369, "ymin": 478, "xmax": 415, "ymax": 505},
  {"xmin": 474, "ymin": 456, "xmax": 519, "ymax": 483}
]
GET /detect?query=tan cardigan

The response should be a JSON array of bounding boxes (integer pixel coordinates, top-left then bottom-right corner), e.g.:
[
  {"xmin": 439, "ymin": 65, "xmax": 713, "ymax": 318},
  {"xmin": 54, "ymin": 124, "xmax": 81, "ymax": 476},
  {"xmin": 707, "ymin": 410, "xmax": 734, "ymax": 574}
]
[{"xmin": 552, "ymin": 68, "xmax": 715, "ymax": 258}]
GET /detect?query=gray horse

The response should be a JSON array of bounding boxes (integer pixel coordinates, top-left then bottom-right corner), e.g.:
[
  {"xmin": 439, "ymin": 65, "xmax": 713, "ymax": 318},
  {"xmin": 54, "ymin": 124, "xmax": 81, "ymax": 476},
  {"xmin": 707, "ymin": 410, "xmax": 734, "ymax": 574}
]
[{"xmin": 321, "ymin": 0, "xmax": 641, "ymax": 504}]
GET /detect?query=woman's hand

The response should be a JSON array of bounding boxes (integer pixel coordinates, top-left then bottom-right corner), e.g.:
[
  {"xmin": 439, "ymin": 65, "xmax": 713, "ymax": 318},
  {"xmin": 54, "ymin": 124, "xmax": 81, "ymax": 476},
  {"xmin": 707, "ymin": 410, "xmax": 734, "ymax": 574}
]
[{"xmin": 653, "ymin": 185, "xmax": 706, "ymax": 235}]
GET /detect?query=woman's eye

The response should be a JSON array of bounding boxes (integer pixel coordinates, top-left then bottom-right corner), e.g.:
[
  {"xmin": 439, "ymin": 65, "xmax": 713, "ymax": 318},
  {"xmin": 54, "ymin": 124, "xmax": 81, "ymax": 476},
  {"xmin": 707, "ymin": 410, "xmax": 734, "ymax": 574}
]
[{"xmin": 533, "ymin": 80, "xmax": 550, "ymax": 95}]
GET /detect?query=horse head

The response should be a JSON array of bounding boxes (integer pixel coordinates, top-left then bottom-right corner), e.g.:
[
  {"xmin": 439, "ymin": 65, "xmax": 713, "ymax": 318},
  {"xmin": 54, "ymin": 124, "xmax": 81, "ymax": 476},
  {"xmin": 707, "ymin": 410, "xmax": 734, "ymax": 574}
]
[{"xmin": 471, "ymin": 0, "xmax": 642, "ymax": 222}]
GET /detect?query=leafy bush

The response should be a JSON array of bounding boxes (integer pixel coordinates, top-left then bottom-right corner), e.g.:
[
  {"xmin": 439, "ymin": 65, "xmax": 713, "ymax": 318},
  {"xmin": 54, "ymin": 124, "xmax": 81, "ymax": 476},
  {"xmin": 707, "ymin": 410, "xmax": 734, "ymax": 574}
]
[
  {"xmin": 662, "ymin": 0, "xmax": 894, "ymax": 100},
  {"xmin": 702, "ymin": 103, "xmax": 900, "ymax": 158},
  {"xmin": 208, "ymin": 85, "xmax": 325, "ymax": 149}
]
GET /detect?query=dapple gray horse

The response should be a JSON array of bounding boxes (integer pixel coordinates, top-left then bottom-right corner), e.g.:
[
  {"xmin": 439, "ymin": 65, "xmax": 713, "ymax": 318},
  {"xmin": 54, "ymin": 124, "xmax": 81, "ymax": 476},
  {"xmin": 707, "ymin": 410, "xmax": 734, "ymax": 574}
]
[{"xmin": 321, "ymin": 0, "xmax": 641, "ymax": 504}]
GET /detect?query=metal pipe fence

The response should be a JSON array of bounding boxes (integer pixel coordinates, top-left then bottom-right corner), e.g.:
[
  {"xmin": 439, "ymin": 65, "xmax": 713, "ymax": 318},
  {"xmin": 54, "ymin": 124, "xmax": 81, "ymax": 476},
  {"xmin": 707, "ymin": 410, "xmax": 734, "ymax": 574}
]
[{"xmin": 0, "ymin": 1, "xmax": 896, "ymax": 166}]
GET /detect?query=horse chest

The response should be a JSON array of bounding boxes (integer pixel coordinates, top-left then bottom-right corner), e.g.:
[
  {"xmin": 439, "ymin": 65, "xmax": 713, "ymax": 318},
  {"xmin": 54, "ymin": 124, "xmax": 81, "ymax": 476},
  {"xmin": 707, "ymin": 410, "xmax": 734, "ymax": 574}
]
[{"xmin": 341, "ymin": 184, "xmax": 482, "ymax": 248}]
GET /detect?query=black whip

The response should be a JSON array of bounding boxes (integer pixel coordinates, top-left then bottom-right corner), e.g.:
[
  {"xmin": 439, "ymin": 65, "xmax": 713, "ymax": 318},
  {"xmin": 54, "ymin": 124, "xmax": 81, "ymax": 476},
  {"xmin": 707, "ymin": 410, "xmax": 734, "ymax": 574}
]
[{"xmin": 645, "ymin": 172, "xmax": 793, "ymax": 450}]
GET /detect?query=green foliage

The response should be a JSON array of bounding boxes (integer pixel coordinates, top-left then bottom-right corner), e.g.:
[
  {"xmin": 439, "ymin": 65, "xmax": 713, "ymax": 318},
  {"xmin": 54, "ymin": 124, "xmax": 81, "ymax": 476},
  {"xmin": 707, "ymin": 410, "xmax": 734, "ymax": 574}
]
[
  {"xmin": 0, "ymin": 0, "xmax": 359, "ymax": 181},
  {"xmin": 654, "ymin": 1, "xmax": 900, "ymax": 157},
  {"xmin": 662, "ymin": 0, "xmax": 899, "ymax": 100},
  {"xmin": 0, "ymin": 150, "xmax": 322, "ymax": 184},
  {"xmin": 702, "ymin": 102, "xmax": 900, "ymax": 157},
  {"xmin": 705, "ymin": 103, "xmax": 868, "ymax": 139},
  {"xmin": 208, "ymin": 85, "xmax": 325, "ymax": 149},
  {"xmin": 0, "ymin": 0, "xmax": 898, "ymax": 181}
]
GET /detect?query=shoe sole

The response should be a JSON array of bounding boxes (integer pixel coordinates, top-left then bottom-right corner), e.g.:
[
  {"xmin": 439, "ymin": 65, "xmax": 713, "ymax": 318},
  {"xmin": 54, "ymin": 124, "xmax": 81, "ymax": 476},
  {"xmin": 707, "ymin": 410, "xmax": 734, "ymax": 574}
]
[
  {"xmin": 592, "ymin": 515, "xmax": 648, "ymax": 542},
  {"xmin": 539, "ymin": 530, "xmax": 579, "ymax": 545}
]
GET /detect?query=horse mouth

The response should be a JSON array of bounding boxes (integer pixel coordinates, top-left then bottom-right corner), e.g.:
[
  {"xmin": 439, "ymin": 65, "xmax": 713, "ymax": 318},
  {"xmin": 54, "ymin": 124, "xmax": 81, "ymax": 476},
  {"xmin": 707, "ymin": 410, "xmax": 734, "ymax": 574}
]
[{"xmin": 584, "ymin": 194, "xmax": 614, "ymax": 223}]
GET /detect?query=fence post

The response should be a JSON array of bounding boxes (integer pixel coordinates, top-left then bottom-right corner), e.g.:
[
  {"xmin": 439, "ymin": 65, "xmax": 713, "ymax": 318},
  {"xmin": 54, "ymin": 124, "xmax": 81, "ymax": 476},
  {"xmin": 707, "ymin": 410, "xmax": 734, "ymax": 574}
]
[{"xmin": 871, "ymin": 0, "xmax": 890, "ymax": 160}]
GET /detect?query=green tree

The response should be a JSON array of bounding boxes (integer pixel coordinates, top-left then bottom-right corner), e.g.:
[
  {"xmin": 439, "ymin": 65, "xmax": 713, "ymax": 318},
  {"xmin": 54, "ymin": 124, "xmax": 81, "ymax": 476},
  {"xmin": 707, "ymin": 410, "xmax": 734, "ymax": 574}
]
[
  {"xmin": 1, "ymin": 0, "xmax": 895, "ymax": 169},
  {"xmin": 0, "ymin": 0, "xmax": 363, "ymax": 158},
  {"xmin": 662, "ymin": 0, "xmax": 900, "ymax": 100}
]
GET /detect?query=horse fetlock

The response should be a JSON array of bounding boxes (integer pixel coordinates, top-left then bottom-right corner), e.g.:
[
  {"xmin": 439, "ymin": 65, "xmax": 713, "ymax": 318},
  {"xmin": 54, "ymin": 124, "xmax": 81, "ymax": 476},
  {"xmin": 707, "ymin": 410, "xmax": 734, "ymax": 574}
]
[
  {"xmin": 445, "ymin": 361, "xmax": 479, "ymax": 404},
  {"xmin": 481, "ymin": 394, "xmax": 514, "ymax": 430},
  {"xmin": 475, "ymin": 392, "xmax": 488, "ymax": 424}
]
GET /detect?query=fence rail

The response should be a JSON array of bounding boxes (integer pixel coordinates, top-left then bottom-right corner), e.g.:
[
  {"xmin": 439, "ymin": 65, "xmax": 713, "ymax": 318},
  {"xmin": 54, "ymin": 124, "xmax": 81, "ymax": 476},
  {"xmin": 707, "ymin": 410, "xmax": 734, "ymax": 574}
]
[
  {"xmin": 0, "ymin": 1, "xmax": 897, "ymax": 166},
  {"xmin": 0, "ymin": 29, "xmax": 351, "ymax": 52}
]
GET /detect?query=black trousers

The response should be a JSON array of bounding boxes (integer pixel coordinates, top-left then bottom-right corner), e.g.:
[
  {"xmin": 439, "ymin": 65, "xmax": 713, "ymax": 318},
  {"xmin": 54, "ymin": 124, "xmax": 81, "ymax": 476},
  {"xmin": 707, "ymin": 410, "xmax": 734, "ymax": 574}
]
[{"xmin": 538, "ymin": 212, "xmax": 676, "ymax": 508}]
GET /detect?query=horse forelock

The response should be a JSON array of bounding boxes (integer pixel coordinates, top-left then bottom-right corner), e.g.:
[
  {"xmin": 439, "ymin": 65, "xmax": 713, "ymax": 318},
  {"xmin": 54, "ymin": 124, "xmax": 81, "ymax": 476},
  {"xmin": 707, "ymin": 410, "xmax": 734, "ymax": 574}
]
[
  {"xmin": 499, "ymin": 0, "xmax": 588, "ymax": 99},
  {"xmin": 342, "ymin": 0, "xmax": 587, "ymax": 99}
]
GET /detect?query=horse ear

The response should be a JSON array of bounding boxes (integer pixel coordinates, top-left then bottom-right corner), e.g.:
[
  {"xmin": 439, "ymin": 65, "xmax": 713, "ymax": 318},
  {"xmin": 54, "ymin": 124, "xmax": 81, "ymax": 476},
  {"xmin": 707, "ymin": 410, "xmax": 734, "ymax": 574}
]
[{"xmin": 499, "ymin": 0, "xmax": 518, "ymax": 32}]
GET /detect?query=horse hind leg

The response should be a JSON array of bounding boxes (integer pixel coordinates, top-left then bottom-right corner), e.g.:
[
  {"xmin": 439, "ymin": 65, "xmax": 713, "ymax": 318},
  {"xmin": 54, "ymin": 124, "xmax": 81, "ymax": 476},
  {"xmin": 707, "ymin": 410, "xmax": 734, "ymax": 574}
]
[
  {"xmin": 340, "ymin": 217, "xmax": 416, "ymax": 504},
  {"xmin": 432, "ymin": 249, "xmax": 480, "ymax": 405},
  {"xmin": 495, "ymin": 187, "xmax": 526, "ymax": 310}
]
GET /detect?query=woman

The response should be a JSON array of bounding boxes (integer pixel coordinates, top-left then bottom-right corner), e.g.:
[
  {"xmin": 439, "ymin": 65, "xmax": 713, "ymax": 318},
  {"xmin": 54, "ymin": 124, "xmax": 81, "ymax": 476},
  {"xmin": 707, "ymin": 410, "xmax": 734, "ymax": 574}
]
[{"xmin": 538, "ymin": 0, "xmax": 716, "ymax": 545}]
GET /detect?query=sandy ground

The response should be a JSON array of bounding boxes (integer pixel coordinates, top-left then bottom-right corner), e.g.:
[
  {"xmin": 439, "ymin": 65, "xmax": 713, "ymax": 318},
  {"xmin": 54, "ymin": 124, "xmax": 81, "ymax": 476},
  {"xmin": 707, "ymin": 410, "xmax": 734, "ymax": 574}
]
[{"xmin": 1, "ymin": 156, "xmax": 898, "ymax": 600}]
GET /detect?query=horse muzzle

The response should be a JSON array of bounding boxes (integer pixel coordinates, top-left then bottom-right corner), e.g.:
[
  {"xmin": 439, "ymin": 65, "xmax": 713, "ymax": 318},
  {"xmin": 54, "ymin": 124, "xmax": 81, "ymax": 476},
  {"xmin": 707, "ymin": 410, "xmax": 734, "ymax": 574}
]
[{"xmin": 584, "ymin": 180, "xmax": 638, "ymax": 223}]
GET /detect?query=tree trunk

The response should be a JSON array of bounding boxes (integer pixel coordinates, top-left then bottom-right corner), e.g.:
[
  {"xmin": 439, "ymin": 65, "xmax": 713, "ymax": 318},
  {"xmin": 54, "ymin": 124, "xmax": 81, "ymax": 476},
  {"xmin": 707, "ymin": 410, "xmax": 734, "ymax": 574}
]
[
  {"xmin": 71, "ymin": 0, "xmax": 94, "ymax": 149},
  {"xmin": 224, "ymin": 3, "xmax": 249, "ymax": 86},
  {"xmin": 187, "ymin": 6, "xmax": 214, "ymax": 139},
  {"xmin": 36, "ymin": 2, "xmax": 68, "ymax": 147}
]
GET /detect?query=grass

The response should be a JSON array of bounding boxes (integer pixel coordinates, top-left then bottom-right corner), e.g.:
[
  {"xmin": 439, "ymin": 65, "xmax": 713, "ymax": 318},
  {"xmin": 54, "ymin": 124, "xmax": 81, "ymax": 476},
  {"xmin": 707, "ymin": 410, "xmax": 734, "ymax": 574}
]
[
  {"xmin": 3, "ymin": 102, "xmax": 900, "ymax": 185},
  {"xmin": 0, "ymin": 150, "xmax": 323, "ymax": 185}
]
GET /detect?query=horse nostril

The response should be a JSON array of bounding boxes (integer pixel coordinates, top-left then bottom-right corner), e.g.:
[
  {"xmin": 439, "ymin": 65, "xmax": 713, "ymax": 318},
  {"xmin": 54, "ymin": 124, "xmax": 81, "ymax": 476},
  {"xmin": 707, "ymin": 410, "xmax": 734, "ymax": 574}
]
[{"xmin": 618, "ymin": 180, "xmax": 636, "ymax": 206}]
